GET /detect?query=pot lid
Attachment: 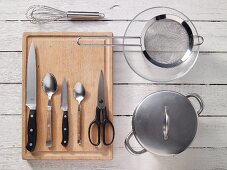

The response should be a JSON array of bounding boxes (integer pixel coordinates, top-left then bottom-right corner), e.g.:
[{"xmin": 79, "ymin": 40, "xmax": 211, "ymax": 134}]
[{"xmin": 132, "ymin": 91, "xmax": 198, "ymax": 155}]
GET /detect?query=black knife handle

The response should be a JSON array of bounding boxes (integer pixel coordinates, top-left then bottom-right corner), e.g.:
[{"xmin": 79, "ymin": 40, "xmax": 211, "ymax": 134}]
[
  {"xmin": 26, "ymin": 109, "xmax": 37, "ymax": 152},
  {"xmin": 61, "ymin": 111, "xmax": 69, "ymax": 146}
]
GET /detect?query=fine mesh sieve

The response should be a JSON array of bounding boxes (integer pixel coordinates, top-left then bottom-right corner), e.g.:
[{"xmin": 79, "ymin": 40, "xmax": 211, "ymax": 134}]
[
  {"xmin": 141, "ymin": 18, "xmax": 190, "ymax": 68},
  {"xmin": 76, "ymin": 7, "xmax": 204, "ymax": 81}
]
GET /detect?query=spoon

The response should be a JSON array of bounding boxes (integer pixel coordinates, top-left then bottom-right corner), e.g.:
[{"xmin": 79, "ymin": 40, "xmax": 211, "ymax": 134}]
[
  {"xmin": 41, "ymin": 73, "xmax": 58, "ymax": 148},
  {"xmin": 73, "ymin": 82, "xmax": 85, "ymax": 145}
]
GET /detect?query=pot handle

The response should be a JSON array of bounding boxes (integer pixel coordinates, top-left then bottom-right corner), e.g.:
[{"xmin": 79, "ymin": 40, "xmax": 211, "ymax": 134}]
[
  {"xmin": 193, "ymin": 35, "xmax": 204, "ymax": 46},
  {"xmin": 186, "ymin": 93, "xmax": 204, "ymax": 115},
  {"xmin": 163, "ymin": 106, "xmax": 169, "ymax": 140},
  {"xmin": 124, "ymin": 131, "xmax": 147, "ymax": 155}
]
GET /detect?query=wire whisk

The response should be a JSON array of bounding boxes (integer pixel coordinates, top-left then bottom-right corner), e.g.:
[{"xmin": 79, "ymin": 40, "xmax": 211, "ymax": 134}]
[{"xmin": 26, "ymin": 5, "xmax": 105, "ymax": 24}]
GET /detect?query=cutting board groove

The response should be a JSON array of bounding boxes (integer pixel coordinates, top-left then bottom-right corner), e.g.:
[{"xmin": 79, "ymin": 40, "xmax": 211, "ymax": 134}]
[{"xmin": 22, "ymin": 32, "xmax": 113, "ymax": 160}]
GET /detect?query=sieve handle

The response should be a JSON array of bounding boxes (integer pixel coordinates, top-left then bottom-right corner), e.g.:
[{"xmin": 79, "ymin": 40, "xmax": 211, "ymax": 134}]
[
  {"xmin": 194, "ymin": 35, "xmax": 204, "ymax": 46},
  {"xmin": 76, "ymin": 35, "xmax": 141, "ymax": 46}
]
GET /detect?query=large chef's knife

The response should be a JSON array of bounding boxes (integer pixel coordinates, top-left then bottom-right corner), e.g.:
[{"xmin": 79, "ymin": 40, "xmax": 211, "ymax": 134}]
[
  {"xmin": 61, "ymin": 78, "xmax": 69, "ymax": 146},
  {"xmin": 25, "ymin": 42, "xmax": 37, "ymax": 151}
]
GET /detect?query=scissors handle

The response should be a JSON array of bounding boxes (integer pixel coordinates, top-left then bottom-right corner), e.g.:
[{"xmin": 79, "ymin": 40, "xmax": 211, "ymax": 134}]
[
  {"xmin": 88, "ymin": 107, "xmax": 101, "ymax": 146},
  {"xmin": 102, "ymin": 107, "xmax": 115, "ymax": 145}
]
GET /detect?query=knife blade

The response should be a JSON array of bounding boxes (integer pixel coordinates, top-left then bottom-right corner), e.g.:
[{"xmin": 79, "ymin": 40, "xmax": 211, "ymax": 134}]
[
  {"xmin": 61, "ymin": 78, "xmax": 69, "ymax": 146},
  {"xmin": 25, "ymin": 42, "xmax": 37, "ymax": 152}
]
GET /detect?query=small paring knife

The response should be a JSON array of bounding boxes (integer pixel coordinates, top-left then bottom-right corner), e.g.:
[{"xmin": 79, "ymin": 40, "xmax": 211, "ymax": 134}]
[
  {"xmin": 25, "ymin": 42, "xmax": 37, "ymax": 152},
  {"xmin": 61, "ymin": 78, "xmax": 69, "ymax": 146}
]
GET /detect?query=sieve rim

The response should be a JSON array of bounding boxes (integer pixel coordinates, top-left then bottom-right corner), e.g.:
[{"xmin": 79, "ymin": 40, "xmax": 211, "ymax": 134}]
[{"xmin": 140, "ymin": 14, "xmax": 194, "ymax": 68}]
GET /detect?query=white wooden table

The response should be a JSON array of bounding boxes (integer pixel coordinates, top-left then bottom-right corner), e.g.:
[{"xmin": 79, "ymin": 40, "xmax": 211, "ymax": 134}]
[{"xmin": 1, "ymin": 0, "xmax": 227, "ymax": 169}]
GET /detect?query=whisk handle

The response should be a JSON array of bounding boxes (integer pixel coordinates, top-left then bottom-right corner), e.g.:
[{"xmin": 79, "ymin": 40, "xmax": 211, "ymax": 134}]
[{"xmin": 66, "ymin": 11, "xmax": 105, "ymax": 19}]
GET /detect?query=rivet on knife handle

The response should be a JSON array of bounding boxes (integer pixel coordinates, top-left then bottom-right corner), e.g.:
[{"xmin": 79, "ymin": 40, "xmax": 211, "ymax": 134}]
[
  {"xmin": 61, "ymin": 78, "xmax": 69, "ymax": 146},
  {"xmin": 26, "ymin": 109, "xmax": 37, "ymax": 151},
  {"xmin": 61, "ymin": 111, "xmax": 69, "ymax": 146}
]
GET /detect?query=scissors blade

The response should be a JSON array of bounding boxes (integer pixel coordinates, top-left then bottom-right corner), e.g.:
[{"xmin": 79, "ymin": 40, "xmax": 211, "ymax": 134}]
[{"xmin": 97, "ymin": 70, "xmax": 105, "ymax": 108}]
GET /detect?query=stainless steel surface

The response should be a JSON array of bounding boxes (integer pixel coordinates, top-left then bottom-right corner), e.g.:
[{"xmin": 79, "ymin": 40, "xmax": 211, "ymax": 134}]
[
  {"xmin": 97, "ymin": 70, "xmax": 105, "ymax": 109},
  {"xmin": 125, "ymin": 131, "xmax": 147, "ymax": 155},
  {"xmin": 186, "ymin": 93, "xmax": 204, "ymax": 115},
  {"xmin": 140, "ymin": 15, "xmax": 192, "ymax": 68},
  {"xmin": 61, "ymin": 78, "xmax": 68, "ymax": 112},
  {"xmin": 163, "ymin": 106, "xmax": 169, "ymax": 140},
  {"xmin": 77, "ymin": 35, "xmax": 203, "ymax": 47},
  {"xmin": 125, "ymin": 91, "xmax": 204, "ymax": 155},
  {"xmin": 26, "ymin": 42, "xmax": 36, "ymax": 110},
  {"xmin": 26, "ymin": 5, "xmax": 105, "ymax": 24},
  {"xmin": 77, "ymin": 14, "xmax": 204, "ymax": 68},
  {"xmin": 41, "ymin": 73, "xmax": 58, "ymax": 148},
  {"xmin": 76, "ymin": 7, "xmax": 204, "ymax": 82},
  {"xmin": 77, "ymin": 36, "xmax": 141, "ymax": 47},
  {"xmin": 66, "ymin": 11, "xmax": 105, "ymax": 18},
  {"xmin": 73, "ymin": 82, "xmax": 85, "ymax": 145}
]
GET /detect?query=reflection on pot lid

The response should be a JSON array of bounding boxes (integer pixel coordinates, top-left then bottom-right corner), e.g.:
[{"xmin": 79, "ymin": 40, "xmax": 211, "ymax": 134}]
[{"xmin": 132, "ymin": 91, "xmax": 198, "ymax": 155}]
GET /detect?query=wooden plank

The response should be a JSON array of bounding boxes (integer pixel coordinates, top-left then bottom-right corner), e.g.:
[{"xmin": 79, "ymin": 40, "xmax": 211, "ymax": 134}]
[
  {"xmin": 1, "ymin": 52, "xmax": 227, "ymax": 84},
  {"xmin": 1, "ymin": 115, "xmax": 227, "ymax": 148},
  {"xmin": 0, "ymin": 0, "xmax": 227, "ymax": 21},
  {"xmin": 22, "ymin": 32, "xmax": 113, "ymax": 160},
  {"xmin": 0, "ymin": 21, "xmax": 226, "ymax": 52},
  {"xmin": 0, "ymin": 52, "xmax": 21, "ymax": 83},
  {"xmin": 113, "ymin": 52, "xmax": 227, "ymax": 84},
  {"xmin": 1, "ymin": 84, "xmax": 227, "ymax": 116},
  {"xmin": 0, "ymin": 0, "xmax": 226, "ymax": 169},
  {"xmin": 0, "ymin": 84, "xmax": 22, "ymax": 115},
  {"xmin": 1, "ymin": 147, "xmax": 227, "ymax": 170},
  {"xmin": 114, "ymin": 84, "xmax": 227, "ymax": 116}
]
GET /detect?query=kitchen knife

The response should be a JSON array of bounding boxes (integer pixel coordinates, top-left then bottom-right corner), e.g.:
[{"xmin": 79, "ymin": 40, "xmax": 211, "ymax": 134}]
[
  {"xmin": 61, "ymin": 78, "xmax": 69, "ymax": 146},
  {"xmin": 25, "ymin": 42, "xmax": 37, "ymax": 152}
]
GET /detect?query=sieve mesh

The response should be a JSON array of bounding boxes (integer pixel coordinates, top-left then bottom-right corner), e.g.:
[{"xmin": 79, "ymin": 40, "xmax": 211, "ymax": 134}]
[{"xmin": 143, "ymin": 19, "xmax": 189, "ymax": 67}]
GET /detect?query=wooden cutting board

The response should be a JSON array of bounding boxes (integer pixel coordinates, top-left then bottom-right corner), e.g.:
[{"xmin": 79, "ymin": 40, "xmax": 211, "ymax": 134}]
[{"xmin": 22, "ymin": 32, "xmax": 113, "ymax": 160}]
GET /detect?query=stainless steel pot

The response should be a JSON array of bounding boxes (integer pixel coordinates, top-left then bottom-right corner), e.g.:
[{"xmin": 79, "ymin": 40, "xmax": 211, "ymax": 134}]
[{"xmin": 125, "ymin": 91, "xmax": 204, "ymax": 155}]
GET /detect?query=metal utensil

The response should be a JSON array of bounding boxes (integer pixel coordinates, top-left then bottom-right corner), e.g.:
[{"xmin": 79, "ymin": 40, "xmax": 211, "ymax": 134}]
[
  {"xmin": 41, "ymin": 73, "xmax": 58, "ymax": 148},
  {"xmin": 26, "ymin": 5, "xmax": 105, "ymax": 24},
  {"xmin": 76, "ymin": 7, "xmax": 204, "ymax": 82},
  {"xmin": 88, "ymin": 71, "xmax": 115, "ymax": 146},
  {"xmin": 125, "ymin": 91, "xmax": 204, "ymax": 155},
  {"xmin": 61, "ymin": 78, "xmax": 69, "ymax": 146},
  {"xmin": 25, "ymin": 42, "xmax": 37, "ymax": 152},
  {"xmin": 73, "ymin": 82, "xmax": 85, "ymax": 145}
]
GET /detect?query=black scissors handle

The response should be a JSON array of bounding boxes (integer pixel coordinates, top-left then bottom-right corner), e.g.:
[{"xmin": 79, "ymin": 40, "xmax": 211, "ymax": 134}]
[
  {"xmin": 88, "ymin": 107, "xmax": 115, "ymax": 146},
  {"xmin": 88, "ymin": 107, "xmax": 101, "ymax": 146},
  {"xmin": 102, "ymin": 107, "xmax": 115, "ymax": 145}
]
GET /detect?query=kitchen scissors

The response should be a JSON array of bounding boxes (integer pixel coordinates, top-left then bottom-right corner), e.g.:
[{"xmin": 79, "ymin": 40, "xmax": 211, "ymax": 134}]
[{"xmin": 88, "ymin": 71, "xmax": 115, "ymax": 146}]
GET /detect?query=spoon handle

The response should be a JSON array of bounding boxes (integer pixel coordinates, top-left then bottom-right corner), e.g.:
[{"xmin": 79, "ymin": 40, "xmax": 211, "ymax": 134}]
[
  {"xmin": 46, "ymin": 99, "xmax": 52, "ymax": 148},
  {"xmin": 77, "ymin": 104, "xmax": 82, "ymax": 145}
]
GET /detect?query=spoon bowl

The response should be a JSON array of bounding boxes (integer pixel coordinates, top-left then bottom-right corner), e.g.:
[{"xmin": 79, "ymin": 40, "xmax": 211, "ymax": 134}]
[
  {"xmin": 73, "ymin": 82, "xmax": 85, "ymax": 104},
  {"xmin": 42, "ymin": 73, "xmax": 58, "ymax": 98},
  {"xmin": 73, "ymin": 82, "xmax": 86, "ymax": 145},
  {"xmin": 41, "ymin": 73, "xmax": 58, "ymax": 148}
]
